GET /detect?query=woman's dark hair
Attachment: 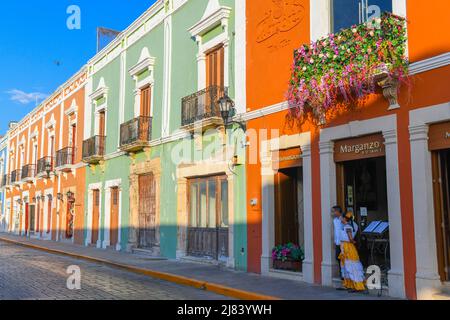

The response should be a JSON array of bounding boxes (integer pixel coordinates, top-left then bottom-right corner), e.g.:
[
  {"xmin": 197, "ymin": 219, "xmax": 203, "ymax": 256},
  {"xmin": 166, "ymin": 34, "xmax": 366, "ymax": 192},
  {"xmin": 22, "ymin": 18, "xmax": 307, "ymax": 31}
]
[{"xmin": 332, "ymin": 205, "xmax": 343, "ymax": 214}]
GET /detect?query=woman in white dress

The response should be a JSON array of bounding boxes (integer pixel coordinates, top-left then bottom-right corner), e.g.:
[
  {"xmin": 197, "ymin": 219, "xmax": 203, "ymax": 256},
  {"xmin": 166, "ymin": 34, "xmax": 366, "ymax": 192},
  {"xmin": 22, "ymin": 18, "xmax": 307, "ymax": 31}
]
[{"xmin": 339, "ymin": 212, "xmax": 367, "ymax": 293}]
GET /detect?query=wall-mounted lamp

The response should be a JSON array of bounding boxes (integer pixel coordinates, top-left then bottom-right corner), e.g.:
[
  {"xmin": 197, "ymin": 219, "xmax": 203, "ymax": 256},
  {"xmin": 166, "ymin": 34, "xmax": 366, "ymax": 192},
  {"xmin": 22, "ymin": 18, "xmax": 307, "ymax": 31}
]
[
  {"xmin": 57, "ymin": 193, "xmax": 64, "ymax": 201},
  {"xmin": 217, "ymin": 91, "xmax": 246, "ymax": 131},
  {"xmin": 16, "ymin": 199, "xmax": 23, "ymax": 205},
  {"xmin": 45, "ymin": 160, "xmax": 53, "ymax": 179},
  {"xmin": 66, "ymin": 190, "xmax": 75, "ymax": 202},
  {"xmin": 32, "ymin": 197, "xmax": 36, "ymax": 202},
  {"xmin": 47, "ymin": 194, "xmax": 53, "ymax": 201}
]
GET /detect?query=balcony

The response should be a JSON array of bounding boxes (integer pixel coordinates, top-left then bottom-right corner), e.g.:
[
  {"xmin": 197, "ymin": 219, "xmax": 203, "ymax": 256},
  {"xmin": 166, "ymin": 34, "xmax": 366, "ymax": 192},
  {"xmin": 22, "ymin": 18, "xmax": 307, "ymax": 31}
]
[
  {"xmin": 181, "ymin": 85, "xmax": 226, "ymax": 129},
  {"xmin": 55, "ymin": 147, "xmax": 76, "ymax": 172},
  {"xmin": 10, "ymin": 170, "xmax": 21, "ymax": 185},
  {"xmin": 82, "ymin": 136, "xmax": 105, "ymax": 164},
  {"xmin": 1, "ymin": 174, "xmax": 10, "ymax": 188},
  {"xmin": 288, "ymin": 13, "xmax": 407, "ymax": 120},
  {"xmin": 21, "ymin": 164, "xmax": 36, "ymax": 182},
  {"xmin": 36, "ymin": 157, "xmax": 54, "ymax": 177},
  {"xmin": 119, "ymin": 116, "xmax": 152, "ymax": 153}
]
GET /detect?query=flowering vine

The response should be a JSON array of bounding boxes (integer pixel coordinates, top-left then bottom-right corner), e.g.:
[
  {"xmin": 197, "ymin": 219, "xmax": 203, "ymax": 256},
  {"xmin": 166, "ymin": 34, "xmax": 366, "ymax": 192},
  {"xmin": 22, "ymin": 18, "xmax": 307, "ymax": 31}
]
[{"xmin": 287, "ymin": 13, "xmax": 408, "ymax": 122}]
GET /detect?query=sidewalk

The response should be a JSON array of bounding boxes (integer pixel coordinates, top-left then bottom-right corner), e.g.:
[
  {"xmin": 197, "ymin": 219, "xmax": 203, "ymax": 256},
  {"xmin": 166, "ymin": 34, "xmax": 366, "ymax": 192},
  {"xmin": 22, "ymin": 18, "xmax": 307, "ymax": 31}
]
[{"xmin": 0, "ymin": 232, "xmax": 389, "ymax": 300}]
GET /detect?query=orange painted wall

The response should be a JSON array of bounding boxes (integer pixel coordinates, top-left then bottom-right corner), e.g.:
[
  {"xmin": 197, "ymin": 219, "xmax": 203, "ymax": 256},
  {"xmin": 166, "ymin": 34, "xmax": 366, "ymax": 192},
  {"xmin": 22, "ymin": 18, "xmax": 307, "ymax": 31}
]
[
  {"xmin": 5, "ymin": 74, "xmax": 86, "ymax": 246},
  {"xmin": 246, "ymin": 0, "xmax": 311, "ymax": 274},
  {"xmin": 407, "ymin": 0, "xmax": 450, "ymax": 62}
]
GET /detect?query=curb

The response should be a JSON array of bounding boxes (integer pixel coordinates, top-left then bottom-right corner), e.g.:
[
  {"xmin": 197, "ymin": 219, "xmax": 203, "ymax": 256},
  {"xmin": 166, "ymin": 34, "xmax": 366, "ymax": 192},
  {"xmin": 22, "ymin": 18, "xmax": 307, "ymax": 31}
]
[{"xmin": 0, "ymin": 236, "xmax": 279, "ymax": 301}]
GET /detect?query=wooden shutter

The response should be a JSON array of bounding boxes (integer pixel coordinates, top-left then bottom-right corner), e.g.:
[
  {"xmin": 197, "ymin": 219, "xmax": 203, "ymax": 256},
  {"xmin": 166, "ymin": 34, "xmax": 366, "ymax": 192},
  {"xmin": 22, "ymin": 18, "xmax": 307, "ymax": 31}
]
[
  {"xmin": 206, "ymin": 45, "xmax": 224, "ymax": 88},
  {"xmin": 99, "ymin": 112, "xmax": 106, "ymax": 137},
  {"xmin": 140, "ymin": 86, "xmax": 151, "ymax": 117}
]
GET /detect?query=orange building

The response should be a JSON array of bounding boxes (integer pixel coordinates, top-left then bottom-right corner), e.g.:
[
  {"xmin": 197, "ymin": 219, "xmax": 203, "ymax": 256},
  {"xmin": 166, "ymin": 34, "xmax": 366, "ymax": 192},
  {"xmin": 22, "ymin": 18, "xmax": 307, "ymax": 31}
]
[
  {"xmin": 245, "ymin": 0, "xmax": 450, "ymax": 299},
  {"xmin": 4, "ymin": 70, "xmax": 87, "ymax": 246}
]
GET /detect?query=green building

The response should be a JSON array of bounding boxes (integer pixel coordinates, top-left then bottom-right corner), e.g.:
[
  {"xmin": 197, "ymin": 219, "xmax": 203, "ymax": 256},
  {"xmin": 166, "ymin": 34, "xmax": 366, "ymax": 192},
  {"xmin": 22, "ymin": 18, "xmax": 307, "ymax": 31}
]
[{"xmin": 82, "ymin": 0, "xmax": 247, "ymax": 271}]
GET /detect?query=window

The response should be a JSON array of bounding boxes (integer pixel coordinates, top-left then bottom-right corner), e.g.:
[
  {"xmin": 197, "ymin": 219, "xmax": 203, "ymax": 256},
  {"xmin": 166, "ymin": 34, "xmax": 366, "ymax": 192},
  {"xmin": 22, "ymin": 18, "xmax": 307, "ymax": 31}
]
[
  {"xmin": 332, "ymin": 0, "xmax": 392, "ymax": 33},
  {"xmin": 188, "ymin": 175, "xmax": 228, "ymax": 229}
]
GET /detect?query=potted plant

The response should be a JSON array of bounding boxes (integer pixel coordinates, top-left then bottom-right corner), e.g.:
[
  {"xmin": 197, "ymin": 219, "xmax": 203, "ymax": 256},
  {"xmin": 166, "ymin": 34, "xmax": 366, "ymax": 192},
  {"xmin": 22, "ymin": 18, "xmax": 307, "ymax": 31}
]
[{"xmin": 272, "ymin": 243, "xmax": 305, "ymax": 272}]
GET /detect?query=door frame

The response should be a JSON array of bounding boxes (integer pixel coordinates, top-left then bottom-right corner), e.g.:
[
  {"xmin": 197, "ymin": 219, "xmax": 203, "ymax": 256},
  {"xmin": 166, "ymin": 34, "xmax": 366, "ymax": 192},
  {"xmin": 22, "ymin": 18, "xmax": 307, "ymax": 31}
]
[
  {"xmin": 260, "ymin": 132, "xmax": 314, "ymax": 283},
  {"xmin": 128, "ymin": 158, "xmax": 161, "ymax": 253},
  {"xmin": 432, "ymin": 151, "xmax": 450, "ymax": 282},
  {"xmin": 86, "ymin": 183, "xmax": 102, "ymax": 247},
  {"xmin": 177, "ymin": 161, "xmax": 235, "ymax": 268},
  {"xmin": 409, "ymin": 102, "xmax": 450, "ymax": 299},
  {"xmin": 320, "ymin": 115, "xmax": 405, "ymax": 298},
  {"xmin": 186, "ymin": 174, "xmax": 229, "ymax": 260}
]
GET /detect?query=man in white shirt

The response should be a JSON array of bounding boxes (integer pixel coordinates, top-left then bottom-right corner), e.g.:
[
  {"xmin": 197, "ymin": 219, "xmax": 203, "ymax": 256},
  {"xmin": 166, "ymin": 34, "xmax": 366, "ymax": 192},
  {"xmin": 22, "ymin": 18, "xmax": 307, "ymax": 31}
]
[{"xmin": 332, "ymin": 206, "xmax": 344, "ymax": 278}]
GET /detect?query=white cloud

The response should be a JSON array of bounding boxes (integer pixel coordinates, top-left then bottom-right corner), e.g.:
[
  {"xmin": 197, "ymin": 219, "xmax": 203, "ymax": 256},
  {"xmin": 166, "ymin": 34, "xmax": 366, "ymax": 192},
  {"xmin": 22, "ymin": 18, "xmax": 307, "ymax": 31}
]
[{"xmin": 7, "ymin": 89, "xmax": 48, "ymax": 105}]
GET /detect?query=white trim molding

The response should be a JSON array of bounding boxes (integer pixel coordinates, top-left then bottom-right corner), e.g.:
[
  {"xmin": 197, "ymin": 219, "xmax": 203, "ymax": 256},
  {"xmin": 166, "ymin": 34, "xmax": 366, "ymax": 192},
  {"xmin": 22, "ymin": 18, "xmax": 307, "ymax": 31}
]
[
  {"xmin": 188, "ymin": 0, "xmax": 231, "ymax": 39},
  {"xmin": 259, "ymin": 132, "xmax": 314, "ymax": 284},
  {"xmin": 319, "ymin": 115, "xmax": 406, "ymax": 298},
  {"xmin": 409, "ymin": 52, "xmax": 450, "ymax": 75},
  {"xmin": 409, "ymin": 102, "xmax": 450, "ymax": 299},
  {"xmin": 86, "ymin": 182, "xmax": 102, "ymax": 248},
  {"xmin": 65, "ymin": 99, "xmax": 78, "ymax": 116},
  {"xmin": 129, "ymin": 48, "xmax": 156, "ymax": 118}
]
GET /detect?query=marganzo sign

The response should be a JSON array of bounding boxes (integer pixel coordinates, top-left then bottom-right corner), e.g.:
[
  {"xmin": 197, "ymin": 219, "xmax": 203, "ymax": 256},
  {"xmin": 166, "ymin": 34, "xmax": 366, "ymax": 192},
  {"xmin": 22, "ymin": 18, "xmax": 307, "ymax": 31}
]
[{"xmin": 334, "ymin": 134, "xmax": 386, "ymax": 162}]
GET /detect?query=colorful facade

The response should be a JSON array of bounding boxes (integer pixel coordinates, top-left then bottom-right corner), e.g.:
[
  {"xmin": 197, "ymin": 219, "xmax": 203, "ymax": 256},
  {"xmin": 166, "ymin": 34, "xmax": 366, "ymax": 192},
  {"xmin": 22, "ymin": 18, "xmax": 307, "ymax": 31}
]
[
  {"xmin": 245, "ymin": 0, "xmax": 450, "ymax": 300},
  {"xmin": 2, "ymin": 70, "xmax": 87, "ymax": 244},
  {"xmin": 0, "ymin": 134, "xmax": 8, "ymax": 231},
  {"xmin": 0, "ymin": 0, "xmax": 449, "ymax": 300},
  {"xmin": 80, "ymin": 0, "xmax": 247, "ymax": 269}
]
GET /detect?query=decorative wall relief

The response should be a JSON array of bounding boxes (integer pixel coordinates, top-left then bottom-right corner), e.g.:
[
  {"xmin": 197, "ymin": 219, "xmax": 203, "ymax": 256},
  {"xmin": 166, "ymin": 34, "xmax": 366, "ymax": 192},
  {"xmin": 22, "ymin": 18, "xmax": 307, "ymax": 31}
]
[{"xmin": 256, "ymin": 0, "xmax": 305, "ymax": 52}]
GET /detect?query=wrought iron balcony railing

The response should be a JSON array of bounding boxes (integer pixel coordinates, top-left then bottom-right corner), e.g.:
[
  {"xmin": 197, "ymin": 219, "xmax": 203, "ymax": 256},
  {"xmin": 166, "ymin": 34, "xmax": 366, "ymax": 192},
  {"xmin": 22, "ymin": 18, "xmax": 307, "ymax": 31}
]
[
  {"xmin": 82, "ymin": 135, "xmax": 105, "ymax": 164},
  {"xmin": 120, "ymin": 116, "xmax": 152, "ymax": 152},
  {"xmin": 37, "ymin": 157, "xmax": 54, "ymax": 176},
  {"xmin": 56, "ymin": 147, "xmax": 76, "ymax": 170},
  {"xmin": 10, "ymin": 170, "xmax": 21, "ymax": 184},
  {"xmin": 181, "ymin": 85, "xmax": 227, "ymax": 127},
  {"xmin": 1, "ymin": 174, "xmax": 9, "ymax": 187},
  {"xmin": 21, "ymin": 164, "xmax": 36, "ymax": 181}
]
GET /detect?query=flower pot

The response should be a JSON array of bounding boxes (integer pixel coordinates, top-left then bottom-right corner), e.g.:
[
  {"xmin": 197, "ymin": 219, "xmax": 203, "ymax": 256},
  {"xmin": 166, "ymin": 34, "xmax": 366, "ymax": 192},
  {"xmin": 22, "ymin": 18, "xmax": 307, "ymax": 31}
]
[{"xmin": 273, "ymin": 259, "xmax": 302, "ymax": 272}]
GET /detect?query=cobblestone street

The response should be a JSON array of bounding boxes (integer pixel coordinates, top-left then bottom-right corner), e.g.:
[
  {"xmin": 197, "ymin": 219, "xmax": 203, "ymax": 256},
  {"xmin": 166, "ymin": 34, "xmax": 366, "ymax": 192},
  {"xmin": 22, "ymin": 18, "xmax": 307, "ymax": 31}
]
[{"xmin": 0, "ymin": 241, "xmax": 230, "ymax": 300}]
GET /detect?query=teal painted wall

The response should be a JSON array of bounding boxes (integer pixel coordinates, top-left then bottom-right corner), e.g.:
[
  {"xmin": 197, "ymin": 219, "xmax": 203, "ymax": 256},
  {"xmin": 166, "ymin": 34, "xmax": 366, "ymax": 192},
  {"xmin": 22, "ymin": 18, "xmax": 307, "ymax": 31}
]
[{"xmin": 84, "ymin": 0, "xmax": 247, "ymax": 271}]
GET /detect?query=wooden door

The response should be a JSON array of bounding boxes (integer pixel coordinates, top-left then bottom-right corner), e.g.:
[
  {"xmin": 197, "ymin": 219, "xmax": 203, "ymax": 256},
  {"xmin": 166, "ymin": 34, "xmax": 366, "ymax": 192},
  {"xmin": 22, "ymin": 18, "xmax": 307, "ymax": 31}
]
[
  {"xmin": 71, "ymin": 124, "xmax": 77, "ymax": 164},
  {"xmin": 36, "ymin": 201, "xmax": 40, "ymax": 234},
  {"xmin": 29, "ymin": 205, "xmax": 35, "ymax": 233},
  {"xmin": 138, "ymin": 174, "xmax": 156, "ymax": 249},
  {"xmin": 47, "ymin": 197, "xmax": 52, "ymax": 234},
  {"xmin": 99, "ymin": 112, "xmax": 106, "ymax": 137},
  {"xmin": 274, "ymin": 168, "xmax": 299, "ymax": 246},
  {"xmin": 139, "ymin": 86, "xmax": 151, "ymax": 141},
  {"xmin": 187, "ymin": 176, "xmax": 229, "ymax": 260},
  {"xmin": 433, "ymin": 150, "xmax": 450, "ymax": 281},
  {"xmin": 92, "ymin": 190, "xmax": 100, "ymax": 245},
  {"xmin": 140, "ymin": 86, "xmax": 151, "ymax": 117},
  {"xmin": 110, "ymin": 187, "xmax": 119, "ymax": 247},
  {"xmin": 206, "ymin": 45, "xmax": 224, "ymax": 88},
  {"xmin": 66, "ymin": 201, "xmax": 75, "ymax": 239},
  {"xmin": 24, "ymin": 203, "xmax": 29, "ymax": 236}
]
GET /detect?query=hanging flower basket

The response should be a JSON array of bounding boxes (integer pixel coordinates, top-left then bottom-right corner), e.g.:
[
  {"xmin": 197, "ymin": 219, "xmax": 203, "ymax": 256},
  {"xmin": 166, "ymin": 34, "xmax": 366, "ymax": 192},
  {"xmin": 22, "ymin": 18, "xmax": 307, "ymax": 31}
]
[{"xmin": 287, "ymin": 13, "xmax": 408, "ymax": 122}]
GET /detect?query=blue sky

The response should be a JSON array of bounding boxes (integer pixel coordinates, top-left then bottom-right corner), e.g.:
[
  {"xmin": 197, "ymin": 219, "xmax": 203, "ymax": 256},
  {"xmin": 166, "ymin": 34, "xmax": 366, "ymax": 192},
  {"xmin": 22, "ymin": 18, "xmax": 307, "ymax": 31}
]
[{"xmin": 0, "ymin": 0, "xmax": 157, "ymax": 134}]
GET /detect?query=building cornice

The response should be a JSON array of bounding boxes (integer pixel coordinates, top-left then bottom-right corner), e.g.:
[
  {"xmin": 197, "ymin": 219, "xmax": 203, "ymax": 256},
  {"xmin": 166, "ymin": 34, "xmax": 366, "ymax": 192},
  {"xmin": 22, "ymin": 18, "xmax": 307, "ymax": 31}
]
[{"xmin": 409, "ymin": 52, "xmax": 450, "ymax": 75}]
